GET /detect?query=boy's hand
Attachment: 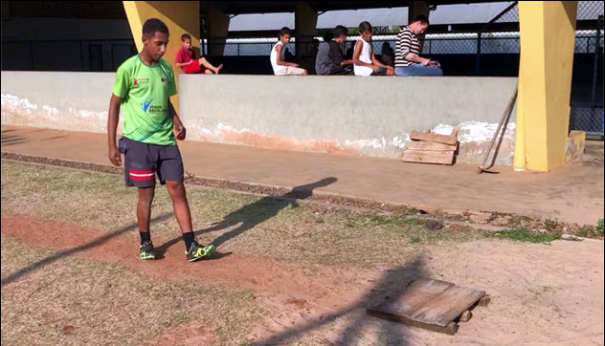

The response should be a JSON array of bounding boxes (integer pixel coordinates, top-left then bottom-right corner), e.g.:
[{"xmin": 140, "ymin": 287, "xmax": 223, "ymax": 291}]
[
  {"xmin": 109, "ymin": 145, "xmax": 122, "ymax": 166},
  {"xmin": 174, "ymin": 122, "xmax": 187, "ymax": 140},
  {"xmin": 372, "ymin": 65, "xmax": 381, "ymax": 73}
]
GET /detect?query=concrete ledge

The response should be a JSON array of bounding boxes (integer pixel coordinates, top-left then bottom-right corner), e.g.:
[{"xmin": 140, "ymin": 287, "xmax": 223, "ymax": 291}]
[
  {"xmin": 2, "ymin": 71, "xmax": 519, "ymax": 166},
  {"xmin": 179, "ymin": 75, "xmax": 519, "ymax": 165}
]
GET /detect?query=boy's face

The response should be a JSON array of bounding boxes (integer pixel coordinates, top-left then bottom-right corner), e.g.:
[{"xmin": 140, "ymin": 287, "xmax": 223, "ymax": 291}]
[
  {"xmin": 335, "ymin": 35, "xmax": 347, "ymax": 44},
  {"xmin": 183, "ymin": 38, "xmax": 192, "ymax": 49},
  {"xmin": 412, "ymin": 22, "xmax": 429, "ymax": 35},
  {"xmin": 281, "ymin": 34, "xmax": 291, "ymax": 44},
  {"xmin": 143, "ymin": 31, "xmax": 169, "ymax": 61},
  {"xmin": 361, "ymin": 31, "xmax": 372, "ymax": 41}
]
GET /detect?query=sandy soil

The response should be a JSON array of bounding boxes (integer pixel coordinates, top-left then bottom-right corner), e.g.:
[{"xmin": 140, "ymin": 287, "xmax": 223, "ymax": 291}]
[{"xmin": 2, "ymin": 214, "xmax": 603, "ymax": 346}]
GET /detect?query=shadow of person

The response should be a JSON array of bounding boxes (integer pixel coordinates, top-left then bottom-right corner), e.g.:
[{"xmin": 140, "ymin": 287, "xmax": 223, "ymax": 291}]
[
  {"xmin": 156, "ymin": 177, "xmax": 338, "ymax": 257},
  {"xmin": 250, "ymin": 256, "xmax": 427, "ymax": 346}
]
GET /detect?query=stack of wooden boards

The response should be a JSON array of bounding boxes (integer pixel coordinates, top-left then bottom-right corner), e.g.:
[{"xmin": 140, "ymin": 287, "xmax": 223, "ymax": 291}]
[{"xmin": 402, "ymin": 129, "xmax": 459, "ymax": 165}]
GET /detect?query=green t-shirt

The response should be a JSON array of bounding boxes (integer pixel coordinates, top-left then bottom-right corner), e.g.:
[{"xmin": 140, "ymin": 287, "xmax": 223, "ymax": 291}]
[{"xmin": 113, "ymin": 55, "xmax": 178, "ymax": 146}]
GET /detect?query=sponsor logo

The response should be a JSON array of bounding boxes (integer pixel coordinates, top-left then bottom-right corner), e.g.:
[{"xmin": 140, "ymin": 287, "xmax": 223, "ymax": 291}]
[{"xmin": 141, "ymin": 99, "xmax": 153, "ymax": 112}]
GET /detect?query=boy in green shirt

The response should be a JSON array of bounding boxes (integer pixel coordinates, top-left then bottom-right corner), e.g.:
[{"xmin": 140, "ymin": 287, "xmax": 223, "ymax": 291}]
[{"xmin": 108, "ymin": 18, "xmax": 215, "ymax": 262}]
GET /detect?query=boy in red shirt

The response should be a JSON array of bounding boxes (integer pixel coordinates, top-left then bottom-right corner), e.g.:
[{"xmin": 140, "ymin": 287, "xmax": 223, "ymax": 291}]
[{"xmin": 176, "ymin": 33, "xmax": 223, "ymax": 74}]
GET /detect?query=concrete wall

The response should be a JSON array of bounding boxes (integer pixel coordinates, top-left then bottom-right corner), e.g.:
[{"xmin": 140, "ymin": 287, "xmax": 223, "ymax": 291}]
[
  {"xmin": 1, "ymin": 71, "xmax": 116, "ymax": 133},
  {"xmin": 179, "ymin": 75, "xmax": 518, "ymax": 165},
  {"xmin": 1, "ymin": 71, "xmax": 519, "ymax": 165}
]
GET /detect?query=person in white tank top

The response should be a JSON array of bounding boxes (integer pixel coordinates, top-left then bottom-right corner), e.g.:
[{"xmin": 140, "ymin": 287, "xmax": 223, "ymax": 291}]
[
  {"xmin": 353, "ymin": 22, "xmax": 394, "ymax": 77},
  {"xmin": 270, "ymin": 27, "xmax": 308, "ymax": 76}
]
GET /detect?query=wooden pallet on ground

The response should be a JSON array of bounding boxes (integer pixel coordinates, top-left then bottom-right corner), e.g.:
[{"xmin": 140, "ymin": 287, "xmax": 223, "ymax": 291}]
[
  {"xmin": 367, "ymin": 278, "xmax": 490, "ymax": 335},
  {"xmin": 402, "ymin": 129, "xmax": 459, "ymax": 165}
]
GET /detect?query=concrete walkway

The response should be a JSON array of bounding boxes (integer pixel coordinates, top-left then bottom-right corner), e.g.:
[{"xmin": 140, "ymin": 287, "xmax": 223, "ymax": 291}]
[{"xmin": 2, "ymin": 125, "xmax": 603, "ymax": 226}]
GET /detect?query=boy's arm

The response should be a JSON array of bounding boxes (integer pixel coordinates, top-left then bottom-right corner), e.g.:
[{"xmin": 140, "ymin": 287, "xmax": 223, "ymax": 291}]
[
  {"xmin": 275, "ymin": 44, "xmax": 298, "ymax": 67},
  {"xmin": 352, "ymin": 41, "xmax": 377, "ymax": 70},
  {"xmin": 108, "ymin": 94, "xmax": 122, "ymax": 166},
  {"xmin": 405, "ymin": 53, "xmax": 432, "ymax": 65},
  {"xmin": 169, "ymin": 100, "xmax": 186, "ymax": 140},
  {"xmin": 371, "ymin": 53, "xmax": 390, "ymax": 69}
]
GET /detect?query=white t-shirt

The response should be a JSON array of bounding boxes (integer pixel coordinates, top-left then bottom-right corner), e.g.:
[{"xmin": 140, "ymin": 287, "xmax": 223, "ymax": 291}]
[
  {"xmin": 354, "ymin": 38, "xmax": 374, "ymax": 77},
  {"xmin": 271, "ymin": 41, "xmax": 288, "ymax": 75}
]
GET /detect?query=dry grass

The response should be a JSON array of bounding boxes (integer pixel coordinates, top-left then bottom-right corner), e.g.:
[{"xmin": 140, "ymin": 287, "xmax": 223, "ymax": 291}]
[
  {"xmin": 0, "ymin": 237, "xmax": 263, "ymax": 346},
  {"xmin": 1, "ymin": 161, "xmax": 488, "ymax": 268}
]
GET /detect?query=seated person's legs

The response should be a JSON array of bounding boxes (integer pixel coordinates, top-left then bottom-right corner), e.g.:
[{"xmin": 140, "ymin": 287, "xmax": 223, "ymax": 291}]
[
  {"xmin": 286, "ymin": 66, "xmax": 308, "ymax": 75},
  {"xmin": 198, "ymin": 57, "xmax": 223, "ymax": 74},
  {"xmin": 395, "ymin": 65, "xmax": 443, "ymax": 77}
]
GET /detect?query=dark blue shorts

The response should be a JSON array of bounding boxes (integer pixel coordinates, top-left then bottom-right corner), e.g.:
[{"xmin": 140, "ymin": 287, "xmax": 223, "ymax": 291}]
[{"xmin": 119, "ymin": 137, "xmax": 184, "ymax": 188}]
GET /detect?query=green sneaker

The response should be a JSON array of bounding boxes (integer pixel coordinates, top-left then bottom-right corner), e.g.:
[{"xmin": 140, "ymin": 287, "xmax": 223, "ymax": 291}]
[
  {"xmin": 186, "ymin": 242, "xmax": 216, "ymax": 262},
  {"xmin": 140, "ymin": 241, "xmax": 157, "ymax": 260}
]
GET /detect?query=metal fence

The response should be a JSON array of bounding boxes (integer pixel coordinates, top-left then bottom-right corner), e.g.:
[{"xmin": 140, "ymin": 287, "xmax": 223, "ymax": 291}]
[{"xmin": 203, "ymin": 2, "xmax": 603, "ymax": 136}]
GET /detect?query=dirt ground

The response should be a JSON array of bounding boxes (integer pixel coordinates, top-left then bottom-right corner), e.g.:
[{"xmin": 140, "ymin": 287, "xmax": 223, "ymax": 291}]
[{"xmin": 1, "ymin": 161, "xmax": 604, "ymax": 346}]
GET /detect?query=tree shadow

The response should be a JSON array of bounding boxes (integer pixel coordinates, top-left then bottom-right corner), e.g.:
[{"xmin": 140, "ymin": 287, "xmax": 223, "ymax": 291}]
[
  {"xmin": 156, "ymin": 177, "xmax": 338, "ymax": 256},
  {"xmin": 1, "ymin": 213, "xmax": 173, "ymax": 287},
  {"xmin": 250, "ymin": 256, "xmax": 428, "ymax": 346}
]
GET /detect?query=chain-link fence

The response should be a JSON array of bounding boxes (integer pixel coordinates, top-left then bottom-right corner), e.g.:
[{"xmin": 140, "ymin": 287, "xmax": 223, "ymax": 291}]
[{"xmin": 205, "ymin": 2, "xmax": 603, "ymax": 136}]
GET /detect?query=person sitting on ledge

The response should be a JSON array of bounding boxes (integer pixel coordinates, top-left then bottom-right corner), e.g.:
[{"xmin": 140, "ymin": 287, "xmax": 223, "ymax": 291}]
[
  {"xmin": 176, "ymin": 33, "xmax": 223, "ymax": 75},
  {"xmin": 395, "ymin": 15, "xmax": 443, "ymax": 77}
]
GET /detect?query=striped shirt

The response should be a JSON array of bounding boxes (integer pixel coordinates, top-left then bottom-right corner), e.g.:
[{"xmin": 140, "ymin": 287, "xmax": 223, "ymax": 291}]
[{"xmin": 395, "ymin": 26, "xmax": 421, "ymax": 67}]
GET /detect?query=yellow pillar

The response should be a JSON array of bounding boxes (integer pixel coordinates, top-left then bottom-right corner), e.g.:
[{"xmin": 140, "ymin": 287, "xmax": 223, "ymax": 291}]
[
  {"xmin": 517, "ymin": 1, "xmax": 579, "ymax": 172},
  {"xmin": 123, "ymin": 1, "xmax": 201, "ymax": 110},
  {"xmin": 513, "ymin": 68, "xmax": 526, "ymax": 171}
]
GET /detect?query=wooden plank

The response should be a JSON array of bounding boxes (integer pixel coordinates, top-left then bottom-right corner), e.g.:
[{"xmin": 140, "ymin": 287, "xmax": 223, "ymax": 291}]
[
  {"xmin": 459, "ymin": 310, "xmax": 473, "ymax": 323},
  {"xmin": 402, "ymin": 149, "xmax": 455, "ymax": 165},
  {"xmin": 409, "ymin": 131, "xmax": 458, "ymax": 146},
  {"xmin": 367, "ymin": 308, "xmax": 459, "ymax": 335},
  {"xmin": 405, "ymin": 141, "xmax": 458, "ymax": 152},
  {"xmin": 478, "ymin": 295, "xmax": 491, "ymax": 307},
  {"xmin": 409, "ymin": 286, "xmax": 486, "ymax": 327},
  {"xmin": 369, "ymin": 279, "xmax": 454, "ymax": 317}
]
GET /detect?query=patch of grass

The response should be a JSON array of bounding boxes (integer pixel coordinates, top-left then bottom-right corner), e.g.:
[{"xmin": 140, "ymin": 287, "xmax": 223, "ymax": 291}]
[
  {"xmin": 543, "ymin": 219, "xmax": 562, "ymax": 233},
  {"xmin": 487, "ymin": 228, "xmax": 562, "ymax": 244},
  {"xmin": 0, "ymin": 237, "xmax": 263, "ymax": 346},
  {"xmin": 598, "ymin": 219, "xmax": 604, "ymax": 237},
  {"xmin": 1, "ymin": 160, "xmax": 485, "ymax": 268}
]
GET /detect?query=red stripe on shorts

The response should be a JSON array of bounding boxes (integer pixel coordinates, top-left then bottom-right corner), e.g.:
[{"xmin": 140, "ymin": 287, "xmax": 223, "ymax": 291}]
[
  {"xmin": 130, "ymin": 169, "xmax": 155, "ymax": 175},
  {"xmin": 129, "ymin": 169, "xmax": 155, "ymax": 181}
]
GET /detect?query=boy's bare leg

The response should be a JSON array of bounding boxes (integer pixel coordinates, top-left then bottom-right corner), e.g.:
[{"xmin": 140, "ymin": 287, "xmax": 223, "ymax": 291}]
[
  {"xmin": 198, "ymin": 57, "xmax": 223, "ymax": 74},
  {"xmin": 138, "ymin": 187, "xmax": 155, "ymax": 234},
  {"xmin": 165, "ymin": 180, "xmax": 193, "ymax": 234}
]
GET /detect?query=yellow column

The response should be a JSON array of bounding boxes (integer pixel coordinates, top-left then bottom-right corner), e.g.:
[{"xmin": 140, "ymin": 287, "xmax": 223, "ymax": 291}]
[
  {"xmin": 517, "ymin": 1, "xmax": 579, "ymax": 172},
  {"xmin": 513, "ymin": 68, "xmax": 526, "ymax": 171},
  {"xmin": 123, "ymin": 1, "xmax": 201, "ymax": 111}
]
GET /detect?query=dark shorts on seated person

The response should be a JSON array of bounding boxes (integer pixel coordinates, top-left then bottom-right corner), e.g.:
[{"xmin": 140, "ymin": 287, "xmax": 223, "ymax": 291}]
[{"xmin": 395, "ymin": 65, "xmax": 443, "ymax": 77}]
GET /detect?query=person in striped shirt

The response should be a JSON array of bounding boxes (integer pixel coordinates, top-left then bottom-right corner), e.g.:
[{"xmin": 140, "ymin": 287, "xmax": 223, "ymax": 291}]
[{"xmin": 395, "ymin": 15, "xmax": 443, "ymax": 77}]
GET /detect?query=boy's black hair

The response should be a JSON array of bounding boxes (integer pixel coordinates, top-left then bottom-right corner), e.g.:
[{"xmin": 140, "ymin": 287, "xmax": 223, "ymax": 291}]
[
  {"xmin": 143, "ymin": 18, "xmax": 169, "ymax": 37},
  {"xmin": 411, "ymin": 14, "xmax": 430, "ymax": 26},
  {"xmin": 358, "ymin": 21, "xmax": 372, "ymax": 34},
  {"xmin": 181, "ymin": 33, "xmax": 192, "ymax": 42},
  {"xmin": 279, "ymin": 27, "xmax": 292, "ymax": 38},
  {"xmin": 334, "ymin": 25, "xmax": 348, "ymax": 38}
]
